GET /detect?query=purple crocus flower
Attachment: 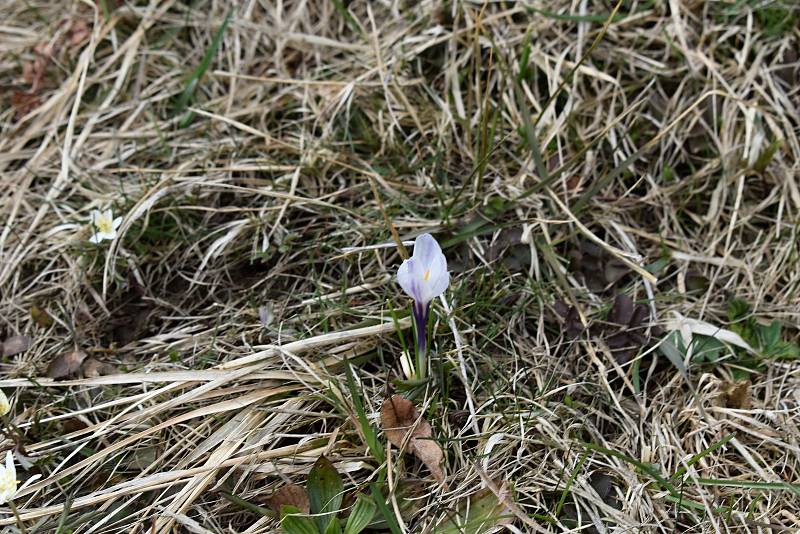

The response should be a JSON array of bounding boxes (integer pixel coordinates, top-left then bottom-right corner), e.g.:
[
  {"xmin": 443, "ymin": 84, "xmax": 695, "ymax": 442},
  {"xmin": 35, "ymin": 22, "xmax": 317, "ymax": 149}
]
[{"xmin": 396, "ymin": 233, "xmax": 450, "ymax": 370}]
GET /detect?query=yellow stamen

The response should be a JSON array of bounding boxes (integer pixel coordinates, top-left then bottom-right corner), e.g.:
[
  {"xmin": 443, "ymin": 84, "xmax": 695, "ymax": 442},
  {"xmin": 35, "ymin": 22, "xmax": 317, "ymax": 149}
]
[
  {"xmin": 423, "ymin": 269, "xmax": 431, "ymax": 281},
  {"xmin": 96, "ymin": 216, "xmax": 113, "ymax": 234}
]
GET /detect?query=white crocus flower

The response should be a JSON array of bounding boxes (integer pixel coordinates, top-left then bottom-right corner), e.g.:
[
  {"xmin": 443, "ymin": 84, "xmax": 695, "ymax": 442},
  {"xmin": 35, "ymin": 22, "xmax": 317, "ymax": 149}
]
[
  {"xmin": 397, "ymin": 233, "xmax": 450, "ymax": 308},
  {"xmin": 396, "ymin": 233, "xmax": 449, "ymax": 376},
  {"xmin": 0, "ymin": 390, "xmax": 10, "ymax": 417},
  {"xmin": 89, "ymin": 208, "xmax": 122, "ymax": 244},
  {"xmin": 0, "ymin": 451, "xmax": 17, "ymax": 505}
]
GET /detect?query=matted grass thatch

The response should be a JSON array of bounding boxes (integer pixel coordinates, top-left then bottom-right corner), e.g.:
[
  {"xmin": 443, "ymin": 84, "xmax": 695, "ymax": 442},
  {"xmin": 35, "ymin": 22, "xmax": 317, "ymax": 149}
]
[{"xmin": 1, "ymin": 1, "xmax": 799, "ymax": 532}]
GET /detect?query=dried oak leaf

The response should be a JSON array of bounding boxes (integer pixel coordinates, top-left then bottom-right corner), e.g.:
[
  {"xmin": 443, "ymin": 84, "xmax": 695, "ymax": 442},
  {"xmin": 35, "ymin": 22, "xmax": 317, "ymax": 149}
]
[
  {"xmin": 601, "ymin": 294, "xmax": 650, "ymax": 365},
  {"xmin": 72, "ymin": 301, "xmax": 93, "ymax": 329},
  {"xmin": 776, "ymin": 47, "xmax": 798, "ymax": 87},
  {"xmin": 23, "ymin": 42, "xmax": 54, "ymax": 93},
  {"xmin": 2, "ymin": 335, "xmax": 32, "ymax": 357},
  {"xmin": 487, "ymin": 228, "xmax": 531, "ymax": 272},
  {"xmin": 381, "ymin": 395, "xmax": 444, "ymax": 483},
  {"xmin": 11, "ymin": 91, "xmax": 41, "ymax": 119},
  {"xmin": 721, "ymin": 380, "xmax": 751, "ymax": 410},
  {"xmin": 47, "ymin": 350, "xmax": 87, "ymax": 380},
  {"xmin": 108, "ymin": 284, "xmax": 154, "ymax": 346},
  {"xmin": 554, "ymin": 300, "xmax": 584, "ymax": 339},
  {"xmin": 569, "ymin": 240, "xmax": 628, "ymax": 292},
  {"xmin": 67, "ymin": 20, "xmax": 90, "ymax": 47},
  {"xmin": 81, "ymin": 358, "xmax": 117, "ymax": 378},
  {"xmin": 608, "ymin": 294, "xmax": 634, "ymax": 325},
  {"xmin": 262, "ymin": 483, "xmax": 310, "ymax": 514},
  {"xmin": 566, "ymin": 175, "xmax": 582, "ymax": 191},
  {"xmin": 125, "ymin": 446, "xmax": 160, "ymax": 472},
  {"xmin": 562, "ymin": 472, "xmax": 620, "ymax": 528},
  {"xmin": 62, "ymin": 418, "xmax": 88, "ymax": 434}
]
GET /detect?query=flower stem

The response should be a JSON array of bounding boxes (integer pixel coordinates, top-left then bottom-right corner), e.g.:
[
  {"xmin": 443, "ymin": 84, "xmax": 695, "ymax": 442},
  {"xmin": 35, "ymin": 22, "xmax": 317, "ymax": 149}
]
[
  {"xmin": 9, "ymin": 501, "xmax": 27, "ymax": 534},
  {"xmin": 413, "ymin": 301, "xmax": 429, "ymax": 379}
]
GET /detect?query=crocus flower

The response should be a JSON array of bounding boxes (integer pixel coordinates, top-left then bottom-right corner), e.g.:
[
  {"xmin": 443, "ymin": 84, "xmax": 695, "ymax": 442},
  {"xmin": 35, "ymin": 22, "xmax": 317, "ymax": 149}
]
[
  {"xmin": 89, "ymin": 208, "xmax": 122, "ymax": 244},
  {"xmin": 0, "ymin": 390, "xmax": 9, "ymax": 417},
  {"xmin": 396, "ymin": 233, "xmax": 449, "ymax": 372},
  {"xmin": 0, "ymin": 451, "xmax": 17, "ymax": 505}
]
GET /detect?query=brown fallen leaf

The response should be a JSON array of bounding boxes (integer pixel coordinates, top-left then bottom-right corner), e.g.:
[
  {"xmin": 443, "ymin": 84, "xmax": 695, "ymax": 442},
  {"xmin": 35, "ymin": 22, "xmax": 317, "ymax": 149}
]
[
  {"xmin": 107, "ymin": 283, "xmax": 154, "ymax": 346},
  {"xmin": 554, "ymin": 300, "xmax": 584, "ymax": 339},
  {"xmin": 381, "ymin": 395, "xmax": 445, "ymax": 483},
  {"xmin": 32, "ymin": 41, "xmax": 54, "ymax": 57},
  {"xmin": 569, "ymin": 240, "xmax": 629, "ymax": 292},
  {"xmin": 81, "ymin": 358, "xmax": 118, "ymax": 378},
  {"xmin": 124, "ymin": 446, "xmax": 160, "ymax": 472},
  {"xmin": 562, "ymin": 472, "xmax": 621, "ymax": 525},
  {"xmin": 566, "ymin": 174, "xmax": 582, "ymax": 191},
  {"xmin": 62, "ymin": 418, "xmax": 89, "ymax": 434},
  {"xmin": 30, "ymin": 305, "xmax": 53, "ymax": 327},
  {"xmin": 67, "ymin": 20, "xmax": 90, "ymax": 47},
  {"xmin": 22, "ymin": 60, "xmax": 44, "ymax": 91},
  {"xmin": 73, "ymin": 301, "xmax": 93, "ymax": 329},
  {"xmin": 2, "ymin": 335, "xmax": 32, "ymax": 357},
  {"xmin": 11, "ymin": 91, "xmax": 41, "ymax": 120},
  {"xmin": 608, "ymin": 294, "xmax": 634, "ymax": 326},
  {"xmin": 47, "ymin": 350, "xmax": 87, "ymax": 380},
  {"xmin": 599, "ymin": 294, "xmax": 651, "ymax": 365},
  {"xmin": 721, "ymin": 380, "xmax": 751, "ymax": 410},
  {"xmin": 262, "ymin": 483, "xmax": 310, "ymax": 514},
  {"xmin": 486, "ymin": 228, "xmax": 531, "ymax": 272},
  {"xmin": 23, "ymin": 42, "xmax": 54, "ymax": 93}
]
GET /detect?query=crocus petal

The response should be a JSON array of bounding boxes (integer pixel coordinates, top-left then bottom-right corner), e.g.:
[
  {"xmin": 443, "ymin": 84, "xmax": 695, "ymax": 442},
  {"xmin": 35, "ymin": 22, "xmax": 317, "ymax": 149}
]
[
  {"xmin": 0, "ymin": 390, "xmax": 9, "ymax": 417},
  {"xmin": 396, "ymin": 233, "xmax": 450, "ymax": 305},
  {"xmin": 0, "ymin": 450, "xmax": 16, "ymax": 504},
  {"xmin": 397, "ymin": 257, "xmax": 422, "ymax": 302},
  {"xmin": 103, "ymin": 209, "xmax": 114, "ymax": 222},
  {"xmin": 112, "ymin": 217, "xmax": 123, "ymax": 230},
  {"xmin": 425, "ymin": 255, "xmax": 450, "ymax": 301},
  {"xmin": 89, "ymin": 233, "xmax": 102, "ymax": 244},
  {"xmin": 411, "ymin": 233, "xmax": 442, "ymax": 266}
]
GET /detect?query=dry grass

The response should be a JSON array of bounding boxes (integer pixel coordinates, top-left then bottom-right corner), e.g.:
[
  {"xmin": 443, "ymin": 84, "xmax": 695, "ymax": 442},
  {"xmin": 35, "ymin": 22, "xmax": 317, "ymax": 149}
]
[{"xmin": 1, "ymin": 1, "xmax": 799, "ymax": 533}]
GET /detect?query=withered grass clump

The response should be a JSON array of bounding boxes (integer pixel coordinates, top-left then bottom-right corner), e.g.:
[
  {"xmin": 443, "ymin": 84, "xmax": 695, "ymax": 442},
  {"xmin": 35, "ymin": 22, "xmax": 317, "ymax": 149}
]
[{"xmin": 0, "ymin": 1, "xmax": 798, "ymax": 532}]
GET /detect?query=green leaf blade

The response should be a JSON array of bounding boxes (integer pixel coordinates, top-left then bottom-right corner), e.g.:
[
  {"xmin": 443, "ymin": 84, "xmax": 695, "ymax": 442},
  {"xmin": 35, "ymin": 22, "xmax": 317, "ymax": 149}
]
[
  {"xmin": 307, "ymin": 456, "xmax": 344, "ymax": 533},
  {"xmin": 434, "ymin": 485, "xmax": 515, "ymax": 534},
  {"xmin": 281, "ymin": 506, "xmax": 320, "ymax": 534},
  {"xmin": 324, "ymin": 517, "xmax": 343, "ymax": 534},
  {"xmin": 344, "ymin": 495, "xmax": 377, "ymax": 534}
]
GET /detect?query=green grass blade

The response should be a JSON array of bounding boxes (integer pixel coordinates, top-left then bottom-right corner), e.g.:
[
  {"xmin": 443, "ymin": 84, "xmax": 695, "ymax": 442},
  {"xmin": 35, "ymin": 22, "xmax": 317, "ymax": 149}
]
[
  {"xmin": 370, "ymin": 483, "xmax": 402, "ymax": 534},
  {"xmin": 696, "ymin": 478, "xmax": 800, "ymax": 496},
  {"xmin": 581, "ymin": 441, "xmax": 678, "ymax": 497},
  {"xmin": 527, "ymin": 6, "xmax": 625, "ymax": 23},
  {"xmin": 344, "ymin": 359, "xmax": 385, "ymax": 463},
  {"xmin": 174, "ymin": 8, "xmax": 233, "ymax": 122},
  {"xmin": 330, "ymin": 0, "xmax": 366, "ymax": 38},
  {"xmin": 221, "ymin": 491, "xmax": 275, "ymax": 518},
  {"xmin": 555, "ymin": 450, "xmax": 589, "ymax": 517},
  {"xmin": 670, "ymin": 434, "xmax": 734, "ymax": 481}
]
